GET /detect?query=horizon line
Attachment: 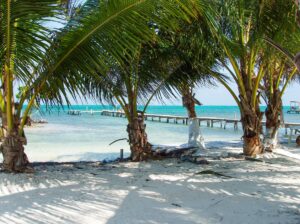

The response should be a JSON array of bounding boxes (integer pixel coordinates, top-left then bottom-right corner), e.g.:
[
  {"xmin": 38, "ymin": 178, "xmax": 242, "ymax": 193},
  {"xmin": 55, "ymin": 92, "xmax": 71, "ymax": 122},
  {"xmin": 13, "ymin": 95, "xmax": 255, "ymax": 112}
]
[{"xmin": 27, "ymin": 104, "xmax": 292, "ymax": 107}]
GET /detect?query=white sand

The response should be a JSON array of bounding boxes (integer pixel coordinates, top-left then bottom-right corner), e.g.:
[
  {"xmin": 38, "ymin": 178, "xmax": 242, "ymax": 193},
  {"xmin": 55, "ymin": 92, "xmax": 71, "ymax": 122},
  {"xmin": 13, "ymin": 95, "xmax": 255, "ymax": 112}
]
[{"xmin": 1, "ymin": 147, "xmax": 300, "ymax": 224}]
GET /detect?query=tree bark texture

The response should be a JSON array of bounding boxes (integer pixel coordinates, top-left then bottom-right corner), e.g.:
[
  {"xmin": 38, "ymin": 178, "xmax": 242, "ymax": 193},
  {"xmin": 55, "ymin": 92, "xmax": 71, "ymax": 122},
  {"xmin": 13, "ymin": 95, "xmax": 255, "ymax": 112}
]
[
  {"xmin": 182, "ymin": 86, "xmax": 205, "ymax": 149},
  {"xmin": 127, "ymin": 113, "xmax": 152, "ymax": 161},
  {"xmin": 0, "ymin": 112, "xmax": 32, "ymax": 172},
  {"xmin": 240, "ymin": 94, "xmax": 264, "ymax": 156},
  {"xmin": 182, "ymin": 86, "xmax": 197, "ymax": 119}
]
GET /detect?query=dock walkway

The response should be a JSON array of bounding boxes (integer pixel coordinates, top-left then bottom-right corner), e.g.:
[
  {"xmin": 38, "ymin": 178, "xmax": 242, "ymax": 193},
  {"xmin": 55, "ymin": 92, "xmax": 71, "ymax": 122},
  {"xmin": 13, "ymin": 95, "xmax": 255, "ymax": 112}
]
[
  {"xmin": 100, "ymin": 110, "xmax": 300, "ymax": 134},
  {"xmin": 67, "ymin": 110, "xmax": 102, "ymax": 115},
  {"xmin": 67, "ymin": 109, "xmax": 300, "ymax": 134},
  {"xmin": 101, "ymin": 110, "xmax": 240, "ymax": 130}
]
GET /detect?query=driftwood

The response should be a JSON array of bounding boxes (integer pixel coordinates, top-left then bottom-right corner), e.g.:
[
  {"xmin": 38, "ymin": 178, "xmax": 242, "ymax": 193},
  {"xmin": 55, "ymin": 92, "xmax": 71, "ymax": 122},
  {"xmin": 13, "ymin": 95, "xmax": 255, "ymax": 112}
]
[
  {"xmin": 194, "ymin": 170, "xmax": 233, "ymax": 178},
  {"xmin": 245, "ymin": 157, "xmax": 264, "ymax": 162},
  {"xmin": 153, "ymin": 146, "xmax": 197, "ymax": 158},
  {"xmin": 152, "ymin": 146, "xmax": 209, "ymax": 164}
]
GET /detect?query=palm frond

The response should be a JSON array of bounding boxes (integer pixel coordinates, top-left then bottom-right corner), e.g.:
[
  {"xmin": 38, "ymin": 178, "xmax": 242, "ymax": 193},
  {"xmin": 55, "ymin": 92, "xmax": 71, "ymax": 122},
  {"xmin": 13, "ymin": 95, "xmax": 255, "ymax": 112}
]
[{"xmin": 23, "ymin": 0, "xmax": 208, "ymax": 108}]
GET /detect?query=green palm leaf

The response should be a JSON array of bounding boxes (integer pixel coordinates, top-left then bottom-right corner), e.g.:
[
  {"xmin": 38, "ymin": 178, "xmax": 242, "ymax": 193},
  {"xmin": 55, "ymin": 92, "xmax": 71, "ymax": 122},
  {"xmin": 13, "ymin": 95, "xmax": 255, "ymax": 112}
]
[{"xmin": 22, "ymin": 0, "xmax": 206, "ymax": 107}]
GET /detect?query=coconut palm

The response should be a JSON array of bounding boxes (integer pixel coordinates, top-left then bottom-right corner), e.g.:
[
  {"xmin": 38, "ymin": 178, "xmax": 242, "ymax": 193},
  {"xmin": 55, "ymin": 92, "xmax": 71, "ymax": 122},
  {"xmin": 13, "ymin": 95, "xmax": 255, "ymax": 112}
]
[
  {"xmin": 79, "ymin": 1, "xmax": 219, "ymax": 160},
  {"xmin": 208, "ymin": 0, "xmax": 296, "ymax": 156},
  {"xmin": 84, "ymin": 44, "xmax": 173, "ymax": 161},
  {"xmin": 165, "ymin": 18, "xmax": 222, "ymax": 149},
  {"xmin": 258, "ymin": 0, "xmax": 299, "ymax": 149},
  {"xmin": 212, "ymin": 0, "xmax": 300, "ymax": 152},
  {"xmin": 0, "ymin": 0, "xmax": 206, "ymax": 172},
  {"xmin": 0, "ymin": 0, "xmax": 70, "ymax": 172},
  {"xmin": 82, "ymin": 37, "xmax": 210, "ymax": 160},
  {"xmin": 262, "ymin": 56, "xmax": 299, "ymax": 150},
  {"xmin": 150, "ymin": 19, "xmax": 221, "ymax": 149}
]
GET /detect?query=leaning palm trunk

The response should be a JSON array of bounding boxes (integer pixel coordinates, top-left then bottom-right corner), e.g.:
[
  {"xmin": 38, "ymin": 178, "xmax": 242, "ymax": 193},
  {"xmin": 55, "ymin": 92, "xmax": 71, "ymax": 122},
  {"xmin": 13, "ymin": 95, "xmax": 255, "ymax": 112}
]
[
  {"xmin": 240, "ymin": 96, "xmax": 264, "ymax": 156},
  {"xmin": 1, "ymin": 133, "xmax": 29, "ymax": 172},
  {"xmin": 264, "ymin": 90, "xmax": 282, "ymax": 151},
  {"xmin": 182, "ymin": 87, "xmax": 205, "ymax": 149},
  {"xmin": 0, "ymin": 115, "xmax": 30, "ymax": 172},
  {"xmin": 127, "ymin": 112, "xmax": 152, "ymax": 161}
]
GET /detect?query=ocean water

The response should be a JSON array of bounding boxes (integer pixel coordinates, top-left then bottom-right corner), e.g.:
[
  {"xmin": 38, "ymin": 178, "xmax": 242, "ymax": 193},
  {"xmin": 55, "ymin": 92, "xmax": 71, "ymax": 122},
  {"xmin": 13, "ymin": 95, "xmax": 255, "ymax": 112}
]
[{"xmin": 1, "ymin": 105, "xmax": 299, "ymax": 162}]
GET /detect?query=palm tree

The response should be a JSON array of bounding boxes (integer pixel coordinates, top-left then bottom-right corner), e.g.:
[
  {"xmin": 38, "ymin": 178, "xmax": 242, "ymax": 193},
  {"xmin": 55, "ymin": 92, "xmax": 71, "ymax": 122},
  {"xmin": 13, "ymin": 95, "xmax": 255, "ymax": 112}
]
[
  {"xmin": 75, "ymin": 1, "xmax": 216, "ymax": 161},
  {"xmin": 0, "ymin": 0, "xmax": 70, "ymax": 172},
  {"xmin": 84, "ymin": 46, "xmax": 169, "ymax": 161},
  {"xmin": 181, "ymin": 80, "xmax": 205, "ymax": 149},
  {"xmin": 146, "ymin": 15, "xmax": 221, "ymax": 149},
  {"xmin": 171, "ymin": 26, "xmax": 220, "ymax": 149},
  {"xmin": 239, "ymin": 1, "xmax": 300, "ymax": 151},
  {"xmin": 262, "ymin": 56, "xmax": 298, "ymax": 150},
  {"xmin": 0, "ymin": 0, "xmax": 204, "ymax": 172},
  {"xmin": 207, "ymin": 0, "xmax": 265, "ymax": 156},
  {"xmin": 83, "ymin": 39, "xmax": 205, "ymax": 160},
  {"xmin": 252, "ymin": 0, "xmax": 299, "ymax": 150},
  {"xmin": 209, "ymin": 0, "xmax": 296, "ymax": 156}
]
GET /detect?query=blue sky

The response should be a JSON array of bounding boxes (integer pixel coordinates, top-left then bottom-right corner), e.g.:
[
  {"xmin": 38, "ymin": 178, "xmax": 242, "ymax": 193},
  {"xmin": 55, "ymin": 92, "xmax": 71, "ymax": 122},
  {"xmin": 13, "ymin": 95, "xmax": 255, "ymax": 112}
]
[
  {"xmin": 64, "ymin": 72, "xmax": 299, "ymax": 106},
  {"xmin": 147, "ymin": 82, "xmax": 300, "ymax": 106},
  {"xmin": 194, "ymin": 83, "xmax": 300, "ymax": 106}
]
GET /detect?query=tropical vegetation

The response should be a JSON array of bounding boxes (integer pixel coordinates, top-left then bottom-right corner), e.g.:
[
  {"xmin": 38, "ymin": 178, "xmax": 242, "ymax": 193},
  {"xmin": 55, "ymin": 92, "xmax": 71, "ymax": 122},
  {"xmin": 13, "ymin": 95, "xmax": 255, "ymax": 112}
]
[
  {"xmin": 208, "ymin": 0, "xmax": 299, "ymax": 156},
  {"xmin": 0, "ymin": 0, "xmax": 202, "ymax": 171},
  {"xmin": 1, "ymin": 0, "xmax": 300, "ymax": 172}
]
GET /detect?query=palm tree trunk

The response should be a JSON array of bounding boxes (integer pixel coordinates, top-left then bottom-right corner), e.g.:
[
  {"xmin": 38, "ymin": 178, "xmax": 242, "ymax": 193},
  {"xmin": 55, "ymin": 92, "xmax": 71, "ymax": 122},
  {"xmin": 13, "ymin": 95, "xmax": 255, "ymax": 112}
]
[
  {"xmin": 243, "ymin": 134, "xmax": 262, "ymax": 156},
  {"xmin": 0, "ymin": 117, "xmax": 31, "ymax": 172},
  {"xmin": 0, "ymin": 108, "xmax": 31, "ymax": 172},
  {"xmin": 182, "ymin": 88, "xmax": 197, "ymax": 118},
  {"xmin": 240, "ymin": 100, "xmax": 264, "ymax": 156},
  {"xmin": 127, "ymin": 112, "xmax": 152, "ymax": 161},
  {"xmin": 264, "ymin": 91, "xmax": 282, "ymax": 151},
  {"xmin": 182, "ymin": 86, "xmax": 205, "ymax": 149},
  {"xmin": 1, "ymin": 132, "xmax": 30, "ymax": 172}
]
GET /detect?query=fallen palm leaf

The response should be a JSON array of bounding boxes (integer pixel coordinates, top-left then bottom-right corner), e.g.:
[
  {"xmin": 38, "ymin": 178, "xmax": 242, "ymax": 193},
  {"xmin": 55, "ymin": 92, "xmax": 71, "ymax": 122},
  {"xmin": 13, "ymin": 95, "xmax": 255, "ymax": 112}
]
[
  {"xmin": 245, "ymin": 157, "xmax": 264, "ymax": 162},
  {"xmin": 194, "ymin": 170, "xmax": 233, "ymax": 178},
  {"xmin": 109, "ymin": 138, "xmax": 128, "ymax": 146}
]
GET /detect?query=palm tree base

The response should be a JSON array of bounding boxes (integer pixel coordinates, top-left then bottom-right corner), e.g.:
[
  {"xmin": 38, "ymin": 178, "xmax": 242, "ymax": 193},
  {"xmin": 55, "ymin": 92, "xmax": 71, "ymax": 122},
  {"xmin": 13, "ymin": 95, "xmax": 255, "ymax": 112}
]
[
  {"xmin": 1, "ymin": 135, "xmax": 33, "ymax": 173},
  {"xmin": 131, "ymin": 146, "xmax": 153, "ymax": 162},
  {"xmin": 188, "ymin": 118, "xmax": 206, "ymax": 150},
  {"xmin": 243, "ymin": 135, "xmax": 263, "ymax": 156},
  {"xmin": 263, "ymin": 128, "xmax": 279, "ymax": 152},
  {"xmin": 127, "ymin": 117, "xmax": 152, "ymax": 162}
]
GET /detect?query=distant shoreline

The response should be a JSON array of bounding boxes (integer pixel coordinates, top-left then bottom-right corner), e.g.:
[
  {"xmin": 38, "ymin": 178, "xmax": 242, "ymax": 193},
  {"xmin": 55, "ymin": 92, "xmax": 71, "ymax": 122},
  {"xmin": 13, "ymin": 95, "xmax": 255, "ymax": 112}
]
[{"xmin": 22, "ymin": 104, "xmax": 293, "ymax": 108}]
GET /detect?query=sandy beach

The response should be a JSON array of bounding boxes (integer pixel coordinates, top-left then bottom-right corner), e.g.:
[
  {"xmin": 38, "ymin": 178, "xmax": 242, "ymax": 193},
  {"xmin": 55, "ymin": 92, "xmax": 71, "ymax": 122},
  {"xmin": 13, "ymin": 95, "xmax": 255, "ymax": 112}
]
[{"xmin": 1, "ymin": 145, "xmax": 300, "ymax": 224}]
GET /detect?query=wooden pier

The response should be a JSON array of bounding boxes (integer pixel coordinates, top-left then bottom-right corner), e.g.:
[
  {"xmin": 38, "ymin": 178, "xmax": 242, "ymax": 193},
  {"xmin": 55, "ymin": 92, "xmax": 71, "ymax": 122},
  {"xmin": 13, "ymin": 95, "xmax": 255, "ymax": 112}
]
[
  {"xmin": 67, "ymin": 109, "xmax": 103, "ymax": 115},
  {"xmin": 66, "ymin": 110, "xmax": 300, "ymax": 134},
  {"xmin": 99, "ymin": 110, "xmax": 300, "ymax": 133},
  {"xmin": 100, "ymin": 110, "xmax": 240, "ymax": 130}
]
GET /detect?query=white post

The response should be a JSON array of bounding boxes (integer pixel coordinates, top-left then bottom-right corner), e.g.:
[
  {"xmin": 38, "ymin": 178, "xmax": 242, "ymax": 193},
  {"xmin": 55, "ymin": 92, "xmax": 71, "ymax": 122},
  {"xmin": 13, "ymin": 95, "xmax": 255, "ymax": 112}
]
[
  {"xmin": 264, "ymin": 127, "xmax": 279, "ymax": 150},
  {"xmin": 188, "ymin": 118, "xmax": 206, "ymax": 150}
]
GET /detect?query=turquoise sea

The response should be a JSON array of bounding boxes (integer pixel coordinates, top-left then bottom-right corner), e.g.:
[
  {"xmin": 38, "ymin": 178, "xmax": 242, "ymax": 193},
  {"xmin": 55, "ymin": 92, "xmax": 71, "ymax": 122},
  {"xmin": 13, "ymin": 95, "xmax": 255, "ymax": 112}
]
[
  {"xmin": 1, "ymin": 105, "xmax": 299, "ymax": 162},
  {"xmin": 44, "ymin": 105, "xmax": 299, "ymax": 122}
]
